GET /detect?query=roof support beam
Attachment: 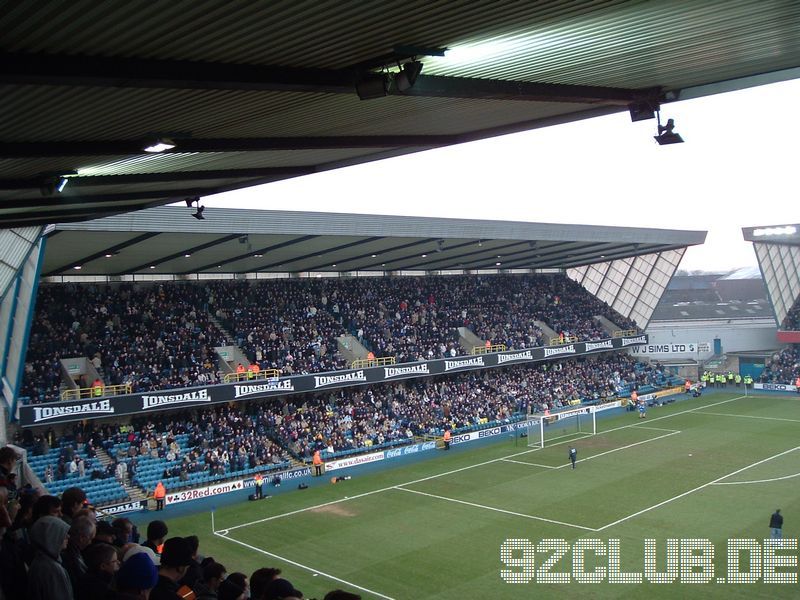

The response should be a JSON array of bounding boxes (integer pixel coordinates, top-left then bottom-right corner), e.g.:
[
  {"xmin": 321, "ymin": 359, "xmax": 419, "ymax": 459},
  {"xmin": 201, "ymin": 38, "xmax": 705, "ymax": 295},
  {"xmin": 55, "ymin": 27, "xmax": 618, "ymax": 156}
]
[
  {"xmin": 121, "ymin": 234, "xmax": 242, "ymax": 274},
  {"xmin": 45, "ymin": 232, "xmax": 162, "ymax": 275},
  {"xmin": 0, "ymin": 52, "xmax": 648, "ymax": 105},
  {"xmin": 0, "ymin": 136, "xmax": 460, "ymax": 158},
  {"xmin": 0, "ymin": 167, "xmax": 317, "ymax": 189},
  {"xmin": 187, "ymin": 236, "xmax": 319, "ymax": 274}
]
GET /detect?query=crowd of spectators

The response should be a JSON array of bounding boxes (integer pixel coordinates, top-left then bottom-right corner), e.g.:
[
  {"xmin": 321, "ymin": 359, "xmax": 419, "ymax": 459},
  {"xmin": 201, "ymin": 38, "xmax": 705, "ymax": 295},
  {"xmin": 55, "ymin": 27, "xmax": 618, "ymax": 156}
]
[
  {"xmin": 759, "ymin": 346, "xmax": 800, "ymax": 383},
  {"xmin": 209, "ymin": 280, "xmax": 348, "ymax": 375},
  {"xmin": 781, "ymin": 304, "xmax": 800, "ymax": 331},
  {"xmin": 0, "ymin": 449, "xmax": 357, "ymax": 598},
  {"xmin": 22, "ymin": 275, "xmax": 638, "ymax": 403},
  {"xmin": 32, "ymin": 354, "xmax": 654, "ymax": 472},
  {"xmin": 22, "ymin": 283, "xmax": 227, "ymax": 404}
]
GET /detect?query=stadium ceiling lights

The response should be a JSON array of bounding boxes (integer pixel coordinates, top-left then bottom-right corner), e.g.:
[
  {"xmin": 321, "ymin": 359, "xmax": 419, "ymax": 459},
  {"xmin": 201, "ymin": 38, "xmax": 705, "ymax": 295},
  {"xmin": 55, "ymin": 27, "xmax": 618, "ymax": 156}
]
[
  {"xmin": 39, "ymin": 171, "xmax": 76, "ymax": 196},
  {"xmin": 143, "ymin": 137, "xmax": 176, "ymax": 153}
]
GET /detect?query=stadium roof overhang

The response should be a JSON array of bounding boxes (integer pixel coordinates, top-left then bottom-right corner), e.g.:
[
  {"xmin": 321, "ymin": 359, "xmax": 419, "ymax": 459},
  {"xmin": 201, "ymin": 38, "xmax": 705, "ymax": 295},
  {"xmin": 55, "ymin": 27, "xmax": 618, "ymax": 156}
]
[
  {"xmin": 2, "ymin": 1, "xmax": 800, "ymax": 228},
  {"xmin": 40, "ymin": 206, "xmax": 705, "ymax": 276}
]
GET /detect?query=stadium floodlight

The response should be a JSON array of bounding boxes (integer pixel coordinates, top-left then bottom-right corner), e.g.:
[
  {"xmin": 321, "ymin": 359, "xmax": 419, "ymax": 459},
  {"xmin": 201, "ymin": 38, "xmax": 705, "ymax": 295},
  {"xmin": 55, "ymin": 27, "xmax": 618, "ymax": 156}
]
[
  {"xmin": 628, "ymin": 99, "xmax": 658, "ymax": 122},
  {"xmin": 356, "ymin": 72, "xmax": 389, "ymax": 100},
  {"xmin": 654, "ymin": 113, "xmax": 684, "ymax": 145},
  {"xmin": 393, "ymin": 60, "xmax": 423, "ymax": 92},
  {"xmin": 143, "ymin": 137, "xmax": 176, "ymax": 153}
]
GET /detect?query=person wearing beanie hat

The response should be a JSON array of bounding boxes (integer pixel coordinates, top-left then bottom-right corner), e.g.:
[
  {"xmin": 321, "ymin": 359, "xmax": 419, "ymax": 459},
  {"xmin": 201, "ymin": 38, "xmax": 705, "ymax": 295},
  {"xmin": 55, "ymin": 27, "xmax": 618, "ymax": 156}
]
[
  {"xmin": 28, "ymin": 515, "xmax": 73, "ymax": 600},
  {"xmin": 123, "ymin": 543, "xmax": 160, "ymax": 566},
  {"xmin": 113, "ymin": 551, "xmax": 159, "ymax": 600},
  {"xmin": 151, "ymin": 537, "xmax": 195, "ymax": 600}
]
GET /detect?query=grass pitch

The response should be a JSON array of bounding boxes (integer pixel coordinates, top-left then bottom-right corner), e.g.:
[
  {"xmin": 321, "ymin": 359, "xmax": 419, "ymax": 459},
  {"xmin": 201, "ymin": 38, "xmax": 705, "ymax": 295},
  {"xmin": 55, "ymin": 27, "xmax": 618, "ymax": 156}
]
[{"xmin": 163, "ymin": 392, "xmax": 800, "ymax": 599}]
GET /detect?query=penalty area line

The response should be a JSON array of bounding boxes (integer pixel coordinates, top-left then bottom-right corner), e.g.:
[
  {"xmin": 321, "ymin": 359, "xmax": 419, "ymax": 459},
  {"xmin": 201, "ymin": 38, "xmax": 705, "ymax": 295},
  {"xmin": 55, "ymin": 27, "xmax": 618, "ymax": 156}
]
[
  {"xmin": 596, "ymin": 445, "xmax": 800, "ymax": 531},
  {"xmin": 394, "ymin": 486, "xmax": 598, "ymax": 532},
  {"xmin": 214, "ymin": 530, "xmax": 397, "ymax": 600}
]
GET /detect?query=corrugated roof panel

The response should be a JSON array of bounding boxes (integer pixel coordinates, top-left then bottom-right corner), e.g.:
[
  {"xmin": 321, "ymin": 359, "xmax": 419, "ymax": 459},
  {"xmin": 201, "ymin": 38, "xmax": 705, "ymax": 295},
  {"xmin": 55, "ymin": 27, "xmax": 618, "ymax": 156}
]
[{"xmin": 3, "ymin": 1, "xmax": 798, "ymax": 89}]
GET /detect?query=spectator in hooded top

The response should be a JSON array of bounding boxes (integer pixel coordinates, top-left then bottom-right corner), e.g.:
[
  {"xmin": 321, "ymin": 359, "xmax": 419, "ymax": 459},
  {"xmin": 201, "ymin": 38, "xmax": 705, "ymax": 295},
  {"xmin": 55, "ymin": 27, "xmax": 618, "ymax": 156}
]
[{"xmin": 28, "ymin": 515, "xmax": 73, "ymax": 600}]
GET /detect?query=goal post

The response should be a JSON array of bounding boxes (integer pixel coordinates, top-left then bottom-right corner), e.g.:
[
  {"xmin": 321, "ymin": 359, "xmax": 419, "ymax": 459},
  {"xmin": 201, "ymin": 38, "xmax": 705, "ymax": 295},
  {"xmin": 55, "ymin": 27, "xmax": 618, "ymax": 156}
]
[{"xmin": 526, "ymin": 406, "xmax": 596, "ymax": 449}]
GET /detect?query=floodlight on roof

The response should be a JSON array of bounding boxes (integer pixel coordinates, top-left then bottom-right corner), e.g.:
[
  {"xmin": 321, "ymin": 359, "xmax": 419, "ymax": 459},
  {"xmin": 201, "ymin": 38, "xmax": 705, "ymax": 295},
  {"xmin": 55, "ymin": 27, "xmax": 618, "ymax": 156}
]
[
  {"xmin": 356, "ymin": 73, "xmax": 389, "ymax": 100},
  {"xmin": 654, "ymin": 112, "xmax": 684, "ymax": 145},
  {"xmin": 143, "ymin": 137, "xmax": 176, "ymax": 153},
  {"xmin": 393, "ymin": 61, "xmax": 423, "ymax": 92},
  {"xmin": 628, "ymin": 99, "xmax": 658, "ymax": 122},
  {"xmin": 192, "ymin": 205, "xmax": 205, "ymax": 220}
]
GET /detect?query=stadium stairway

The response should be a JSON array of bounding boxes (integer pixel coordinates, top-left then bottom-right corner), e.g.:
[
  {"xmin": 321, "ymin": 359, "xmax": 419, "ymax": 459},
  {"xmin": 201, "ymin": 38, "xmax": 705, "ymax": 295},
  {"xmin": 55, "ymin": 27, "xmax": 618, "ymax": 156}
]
[
  {"xmin": 535, "ymin": 320, "xmax": 558, "ymax": 343},
  {"xmin": 594, "ymin": 315, "xmax": 621, "ymax": 336},
  {"xmin": 94, "ymin": 446, "xmax": 148, "ymax": 506}
]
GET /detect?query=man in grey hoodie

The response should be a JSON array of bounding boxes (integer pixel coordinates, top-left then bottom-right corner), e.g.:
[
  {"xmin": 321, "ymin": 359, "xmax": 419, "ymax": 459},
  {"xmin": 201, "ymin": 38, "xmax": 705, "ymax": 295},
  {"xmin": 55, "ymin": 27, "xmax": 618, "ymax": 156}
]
[{"xmin": 28, "ymin": 515, "xmax": 73, "ymax": 600}]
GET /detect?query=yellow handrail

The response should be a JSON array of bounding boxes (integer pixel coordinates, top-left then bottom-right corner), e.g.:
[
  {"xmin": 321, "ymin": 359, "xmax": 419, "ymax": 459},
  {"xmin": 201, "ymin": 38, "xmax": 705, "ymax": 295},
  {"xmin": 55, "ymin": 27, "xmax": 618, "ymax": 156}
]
[
  {"xmin": 223, "ymin": 369, "xmax": 281, "ymax": 383},
  {"xmin": 549, "ymin": 335, "xmax": 578, "ymax": 345},
  {"xmin": 471, "ymin": 344, "xmax": 507, "ymax": 355},
  {"xmin": 61, "ymin": 383, "xmax": 132, "ymax": 401},
  {"xmin": 613, "ymin": 329, "xmax": 638, "ymax": 338},
  {"xmin": 351, "ymin": 356, "xmax": 396, "ymax": 369}
]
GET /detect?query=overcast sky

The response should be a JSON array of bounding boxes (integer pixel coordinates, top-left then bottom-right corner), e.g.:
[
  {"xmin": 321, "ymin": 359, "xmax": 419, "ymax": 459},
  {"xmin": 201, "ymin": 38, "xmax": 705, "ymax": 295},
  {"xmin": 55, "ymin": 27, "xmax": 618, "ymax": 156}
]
[{"xmin": 204, "ymin": 78, "xmax": 800, "ymax": 273}]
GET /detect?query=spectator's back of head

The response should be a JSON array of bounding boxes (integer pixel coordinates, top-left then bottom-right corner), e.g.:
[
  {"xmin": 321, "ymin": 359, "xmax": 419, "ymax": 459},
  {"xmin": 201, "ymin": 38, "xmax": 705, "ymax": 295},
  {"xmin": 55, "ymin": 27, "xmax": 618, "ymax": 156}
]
[
  {"xmin": 324, "ymin": 591, "xmax": 361, "ymax": 600},
  {"xmin": 251, "ymin": 567, "xmax": 282, "ymax": 599},
  {"xmin": 218, "ymin": 578, "xmax": 247, "ymax": 600},
  {"xmin": 146, "ymin": 519, "xmax": 168, "ymax": 542},
  {"xmin": 61, "ymin": 486, "xmax": 87, "ymax": 517},
  {"xmin": 32, "ymin": 494, "xmax": 61, "ymax": 521}
]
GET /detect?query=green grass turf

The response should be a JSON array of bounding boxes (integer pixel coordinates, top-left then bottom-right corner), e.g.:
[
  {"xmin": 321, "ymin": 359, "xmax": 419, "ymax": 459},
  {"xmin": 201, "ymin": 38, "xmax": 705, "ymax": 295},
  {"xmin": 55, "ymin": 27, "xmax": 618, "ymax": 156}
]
[{"xmin": 163, "ymin": 392, "xmax": 800, "ymax": 599}]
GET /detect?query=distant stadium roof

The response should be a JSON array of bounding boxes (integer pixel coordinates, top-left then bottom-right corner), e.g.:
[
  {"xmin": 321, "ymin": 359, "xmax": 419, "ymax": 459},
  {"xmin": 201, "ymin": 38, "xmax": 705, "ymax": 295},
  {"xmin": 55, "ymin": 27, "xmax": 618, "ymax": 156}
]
[
  {"xmin": 718, "ymin": 266, "xmax": 762, "ymax": 280},
  {"xmin": 742, "ymin": 223, "xmax": 800, "ymax": 328},
  {"xmin": 41, "ymin": 206, "xmax": 705, "ymax": 276},
  {"xmin": 2, "ymin": 1, "xmax": 800, "ymax": 227}
]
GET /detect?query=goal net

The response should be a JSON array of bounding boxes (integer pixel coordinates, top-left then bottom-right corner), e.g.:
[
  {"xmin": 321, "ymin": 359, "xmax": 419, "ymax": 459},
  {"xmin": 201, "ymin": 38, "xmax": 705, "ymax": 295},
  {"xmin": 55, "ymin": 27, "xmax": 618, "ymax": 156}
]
[{"xmin": 526, "ymin": 406, "xmax": 596, "ymax": 449}]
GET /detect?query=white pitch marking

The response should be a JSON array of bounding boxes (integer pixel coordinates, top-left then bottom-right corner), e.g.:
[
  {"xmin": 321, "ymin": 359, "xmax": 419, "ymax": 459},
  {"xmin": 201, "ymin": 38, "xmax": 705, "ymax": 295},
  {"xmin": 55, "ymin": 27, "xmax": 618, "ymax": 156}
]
[
  {"xmin": 713, "ymin": 472, "xmax": 800, "ymax": 486},
  {"xmin": 214, "ymin": 530, "xmax": 397, "ymax": 600},
  {"xmin": 394, "ymin": 486, "xmax": 598, "ymax": 532},
  {"xmin": 596, "ymin": 445, "xmax": 800, "ymax": 531},
  {"xmin": 221, "ymin": 395, "xmax": 746, "ymax": 533},
  {"xmin": 501, "ymin": 459, "xmax": 557, "ymax": 468},
  {"xmin": 695, "ymin": 411, "xmax": 800, "ymax": 424}
]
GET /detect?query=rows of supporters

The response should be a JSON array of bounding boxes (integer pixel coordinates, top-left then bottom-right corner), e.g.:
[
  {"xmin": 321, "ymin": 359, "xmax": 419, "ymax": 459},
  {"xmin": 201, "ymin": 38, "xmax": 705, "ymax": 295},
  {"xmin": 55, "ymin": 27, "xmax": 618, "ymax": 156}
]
[
  {"xmin": 22, "ymin": 274, "xmax": 636, "ymax": 403},
  {"xmin": 22, "ymin": 283, "xmax": 227, "ymax": 404},
  {"xmin": 759, "ymin": 345, "xmax": 800, "ymax": 383},
  {"xmin": 0, "ymin": 452, "xmax": 358, "ymax": 599},
  {"xmin": 19, "ymin": 355, "xmax": 665, "ymax": 490}
]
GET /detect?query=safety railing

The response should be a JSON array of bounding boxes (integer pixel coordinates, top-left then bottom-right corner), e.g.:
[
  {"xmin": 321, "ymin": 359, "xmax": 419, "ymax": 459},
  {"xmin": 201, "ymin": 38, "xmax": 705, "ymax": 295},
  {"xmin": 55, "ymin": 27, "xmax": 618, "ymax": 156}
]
[
  {"xmin": 223, "ymin": 369, "xmax": 281, "ymax": 383},
  {"xmin": 351, "ymin": 356, "xmax": 396, "ymax": 369},
  {"xmin": 61, "ymin": 383, "xmax": 132, "ymax": 401}
]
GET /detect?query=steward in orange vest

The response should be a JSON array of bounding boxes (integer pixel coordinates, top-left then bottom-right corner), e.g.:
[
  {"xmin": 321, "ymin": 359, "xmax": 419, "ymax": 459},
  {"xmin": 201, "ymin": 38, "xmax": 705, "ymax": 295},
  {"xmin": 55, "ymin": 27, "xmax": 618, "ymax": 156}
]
[
  {"xmin": 443, "ymin": 429, "xmax": 452, "ymax": 451},
  {"xmin": 154, "ymin": 481, "xmax": 166, "ymax": 511},
  {"xmin": 313, "ymin": 450, "xmax": 324, "ymax": 476}
]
